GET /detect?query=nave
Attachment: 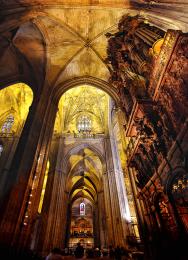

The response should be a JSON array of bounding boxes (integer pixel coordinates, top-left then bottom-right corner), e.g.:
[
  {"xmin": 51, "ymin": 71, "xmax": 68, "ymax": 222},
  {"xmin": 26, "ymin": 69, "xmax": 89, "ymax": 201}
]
[{"xmin": 0, "ymin": 1, "xmax": 188, "ymax": 260}]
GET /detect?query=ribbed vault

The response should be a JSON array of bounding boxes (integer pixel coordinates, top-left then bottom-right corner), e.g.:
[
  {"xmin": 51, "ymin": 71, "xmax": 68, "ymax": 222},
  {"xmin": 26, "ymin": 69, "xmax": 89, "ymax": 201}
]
[
  {"xmin": 65, "ymin": 151, "xmax": 102, "ymax": 206},
  {"xmin": 66, "ymin": 146, "xmax": 103, "ymax": 204}
]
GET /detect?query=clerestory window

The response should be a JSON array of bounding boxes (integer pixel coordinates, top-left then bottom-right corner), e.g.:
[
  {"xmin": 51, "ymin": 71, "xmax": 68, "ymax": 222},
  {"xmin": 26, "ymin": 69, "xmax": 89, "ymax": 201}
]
[
  {"xmin": 80, "ymin": 202, "xmax": 85, "ymax": 216},
  {"xmin": 0, "ymin": 144, "xmax": 3, "ymax": 156},
  {"xmin": 77, "ymin": 115, "xmax": 91, "ymax": 132},
  {"xmin": 1, "ymin": 115, "xmax": 14, "ymax": 133}
]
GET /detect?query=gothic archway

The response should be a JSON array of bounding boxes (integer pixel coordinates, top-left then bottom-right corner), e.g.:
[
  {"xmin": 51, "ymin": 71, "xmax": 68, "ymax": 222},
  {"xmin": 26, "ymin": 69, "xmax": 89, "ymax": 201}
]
[
  {"xmin": 53, "ymin": 76, "xmax": 120, "ymax": 106},
  {"xmin": 0, "ymin": 82, "xmax": 33, "ymax": 198}
]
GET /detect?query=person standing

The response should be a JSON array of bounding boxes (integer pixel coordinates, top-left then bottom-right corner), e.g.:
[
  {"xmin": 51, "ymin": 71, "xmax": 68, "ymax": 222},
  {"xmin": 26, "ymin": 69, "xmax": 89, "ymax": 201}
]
[
  {"xmin": 74, "ymin": 242, "xmax": 84, "ymax": 258},
  {"xmin": 46, "ymin": 248, "xmax": 64, "ymax": 260}
]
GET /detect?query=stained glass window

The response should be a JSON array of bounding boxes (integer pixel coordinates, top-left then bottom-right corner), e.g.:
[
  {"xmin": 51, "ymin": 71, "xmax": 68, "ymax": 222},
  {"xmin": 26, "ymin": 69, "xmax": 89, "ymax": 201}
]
[
  {"xmin": 80, "ymin": 202, "xmax": 85, "ymax": 216},
  {"xmin": 1, "ymin": 115, "xmax": 14, "ymax": 133},
  {"xmin": 0, "ymin": 144, "xmax": 3, "ymax": 156},
  {"xmin": 77, "ymin": 116, "xmax": 91, "ymax": 132}
]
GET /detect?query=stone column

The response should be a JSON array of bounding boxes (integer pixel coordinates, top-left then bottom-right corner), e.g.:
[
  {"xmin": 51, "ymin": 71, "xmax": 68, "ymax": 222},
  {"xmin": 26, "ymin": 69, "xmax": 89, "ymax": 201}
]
[
  {"xmin": 102, "ymin": 169, "xmax": 114, "ymax": 246},
  {"xmin": 97, "ymin": 191, "xmax": 108, "ymax": 248},
  {"xmin": 93, "ymin": 202, "xmax": 100, "ymax": 248},
  {"xmin": 104, "ymin": 136, "xmax": 130, "ymax": 246},
  {"xmin": 20, "ymin": 98, "xmax": 58, "ymax": 249},
  {"xmin": 0, "ymin": 134, "xmax": 19, "ymax": 199},
  {"xmin": 128, "ymin": 168, "xmax": 146, "ymax": 239},
  {"xmin": 40, "ymin": 136, "xmax": 69, "ymax": 254}
]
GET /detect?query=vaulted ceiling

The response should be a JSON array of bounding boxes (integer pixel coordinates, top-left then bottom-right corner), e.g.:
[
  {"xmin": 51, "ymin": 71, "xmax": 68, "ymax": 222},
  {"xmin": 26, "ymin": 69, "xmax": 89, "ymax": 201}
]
[
  {"xmin": 0, "ymin": 83, "xmax": 33, "ymax": 130},
  {"xmin": 54, "ymin": 85, "xmax": 109, "ymax": 134},
  {"xmin": 0, "ymin": 0, "xmax": 130, "ymax": 8},
  {"xmin": 1, "ymin": 0, "xmax": 187, "ymax": 210},
  {"xmin": 66, "ymin": 147, "xmax": 103, "ymax": 203},
  {"xmin": 0, "ymin": 0, "xmax": 187, "ymax": 93},
  {"xmin": 0, "ymin": 1, "xmax": 133, "ymax": 90},
  {"xmin": 29, "ymin": 7, "xmax": 131, "ymax": 86}
]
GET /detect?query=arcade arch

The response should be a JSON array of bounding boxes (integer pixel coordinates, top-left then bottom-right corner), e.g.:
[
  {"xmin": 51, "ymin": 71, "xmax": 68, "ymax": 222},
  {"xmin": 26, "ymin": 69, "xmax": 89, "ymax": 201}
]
[
  {"xmin": 0, "ymin": 82, "xmax": 33, "ymax": 196},
  {"xmin": 35, "ymin": 83, "xmax": 137, "ymax": 253}
]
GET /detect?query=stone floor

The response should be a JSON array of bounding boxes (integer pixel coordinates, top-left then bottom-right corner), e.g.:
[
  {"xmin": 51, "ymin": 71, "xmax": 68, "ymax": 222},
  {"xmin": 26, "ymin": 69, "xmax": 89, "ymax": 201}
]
[
  {"xmin": 61, "ymin": 254, "xmax": 144, "ymax": 260},
  {"xmin": 63, "ymin": 257, "xmax": 122, "ymax": 259}
]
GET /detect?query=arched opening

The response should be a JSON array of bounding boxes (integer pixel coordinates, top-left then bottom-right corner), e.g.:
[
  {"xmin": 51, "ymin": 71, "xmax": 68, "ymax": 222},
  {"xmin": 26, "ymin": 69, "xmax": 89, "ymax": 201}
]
[
  {"xmin": 36, "ymin": 83, "xmax": 139, "ymax": 254},
  {"xmin": 53, "ymin": 84, "xmax": 110, "ymax": 136},
  {"xmin": 0, "ymin": 83, "xmax": 33, "ymax": 132},
  {"xmin": 53, "ymin": 77, "xmax": 120, "ymax": 107},
  {"xmin": 69, "ymin": 198, "xmax": 94, "ymax": 249},
  {"xmin": 55, "ymin": 85, "xmax": 108, "ymax": 250},
  {"xmin": 0, "ymin": 83, "xmax": 33, "ymax": 190},
  {"xmin": 0, "ymin": 4, "xmax": 187, "ymax": 260},
  {"xmin": 65, "ymin": 145, "xmax": 103, "ymax": 250}
]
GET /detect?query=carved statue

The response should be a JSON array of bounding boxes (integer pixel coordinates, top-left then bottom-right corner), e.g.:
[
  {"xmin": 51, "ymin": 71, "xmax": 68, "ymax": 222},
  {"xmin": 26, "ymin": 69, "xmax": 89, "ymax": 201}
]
[
  {"xmin": 157, "ymin": 35, "xmax": 188, "ymax": 132},
  {"xmin": 159, "ymin": 85, "xmax": 178, "ymax": 129},
  {"xmin": 154, "ymin": 105, "xmax": 176, "ymax": 140}
]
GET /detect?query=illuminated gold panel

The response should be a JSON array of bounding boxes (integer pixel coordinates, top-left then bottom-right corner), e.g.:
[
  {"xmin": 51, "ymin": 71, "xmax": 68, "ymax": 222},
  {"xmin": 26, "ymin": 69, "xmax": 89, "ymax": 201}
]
[
  {"xmin": 0, "ymin": 83, "xmax": 33, "ymax": 132},
  {"xmin": 38, "ymin": 161, "xmax": 50, "ymax": 213},
  {"xmin": 54, "ymin": 85, "xmax": 109, "ymax": 134}
]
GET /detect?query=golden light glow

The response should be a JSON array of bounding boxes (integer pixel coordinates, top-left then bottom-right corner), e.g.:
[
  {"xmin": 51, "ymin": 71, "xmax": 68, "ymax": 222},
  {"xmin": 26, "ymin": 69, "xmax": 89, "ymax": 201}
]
[
  {"xmin": 54, "ymin": 85, "xmax": 109, "ymax": 134},
  {"xmin": 71, "ymin": 176, "xmax": 82, "ymax": 186},
  {"xmin": 113, "ymin": 122, "xmax": 127, "ymax": 170},
  {"xmin": 55, "ymin": 85, "xmax": 107, "ymax": 203},
  {"xmin": 38, "ymin": 161, "xmax": 50, "ymax": 214},
  {"xmin": 151, "ymin": 38, "xmax": 164, "ymax": 56},
  {"xmin": 69, "ymin": 155, "xmax": 84, "ymax": 169},
  {"xmin": 0, "ymin": 83, "xmax": 33, "ymax": 132},
  {"xmin": 67, "ymin": 147, "xmax": 103, "ymax": 202},
  {"xmin": 112, "ymin": 111, "xmax": 140, "ymax": 237},
  {"xmin": 71, "ymin": 188, "xmax": 94, "ymax": 202}
]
